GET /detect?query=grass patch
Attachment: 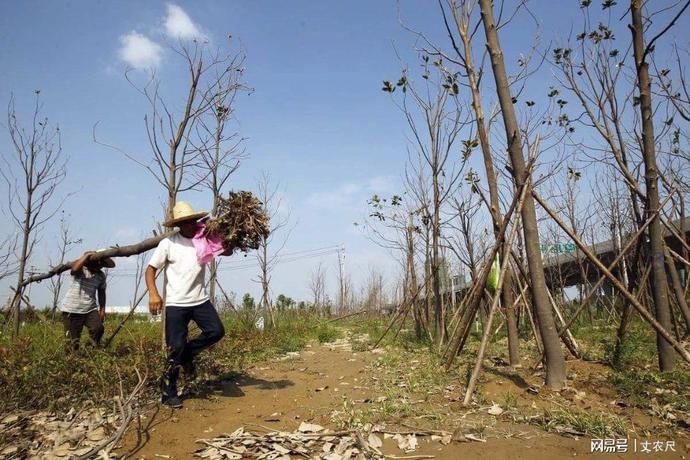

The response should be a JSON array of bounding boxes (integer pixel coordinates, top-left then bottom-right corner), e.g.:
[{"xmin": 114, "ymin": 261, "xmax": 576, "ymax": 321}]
[
  {"xmin": 315, "ymin": 323, "xmax": 342, "ymax": 343},
  {"xmin": 539, "ymin": 409, "xmax": 627, "ymax": 438},
  {"xmin": 0, "ymin": 311, "xmax": 328, "ymax": 414},
  {"xmin": 354, "ymin": 347, "xmax": 458, "ymax": 429},
  {"xmin": 612, "ymin": 368, "xmax": 690, "ymax": 413}
]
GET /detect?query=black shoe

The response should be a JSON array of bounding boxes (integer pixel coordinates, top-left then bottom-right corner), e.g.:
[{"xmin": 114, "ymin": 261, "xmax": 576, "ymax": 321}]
[
  {"xmin": 160, "ymin": 364, "xmax": 181, "ymax": 408},
  {"xmin": 182, "ymin": 358, "xmax": 197, "ymax": 381},
  {"xmin": 161, "ymin": 394, "xmax": 183, "ymax": 408}
]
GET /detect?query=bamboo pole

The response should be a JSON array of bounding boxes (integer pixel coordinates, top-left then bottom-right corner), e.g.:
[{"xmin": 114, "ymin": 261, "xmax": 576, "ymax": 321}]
[
  {"xmin": 534, "ymin": 188, "xmax": 676, "ymax": 360},
  {"xmin": 372, "ymin": 273, "xmax": 432, "ymax": 350},
  {"xmin": 546, "ymin": 200, "xmax": 661, "ymax": 341}
]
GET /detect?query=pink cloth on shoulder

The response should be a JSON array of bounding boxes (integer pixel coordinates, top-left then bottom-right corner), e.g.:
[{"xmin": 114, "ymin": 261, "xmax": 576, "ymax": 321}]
[{"xmin": 192, "ymin": 223, "xmax": 225, "ymax": 265}]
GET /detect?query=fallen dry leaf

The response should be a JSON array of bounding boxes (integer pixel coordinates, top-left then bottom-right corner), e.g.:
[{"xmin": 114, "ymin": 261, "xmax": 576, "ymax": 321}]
[
  {"xmin": 465, "ymin": 434, "xmax": 486, "ymax": 443},
  {"xmin": 367, "ymin": 433, "xmax": 382, "ymax": 448},
  {"xmin": 298, "ymin": 422, "xmax": 324, "ymax": 433},
  {"xmin": 488, "ymin": 403, "xmax": 504, "ymax": 416}
]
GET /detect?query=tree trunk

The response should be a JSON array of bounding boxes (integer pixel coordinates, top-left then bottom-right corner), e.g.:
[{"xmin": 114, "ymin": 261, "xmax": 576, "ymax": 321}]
[
  {"xmin": 11, "ymin": 198, "xmax": 32, "ymax": 337},
  {"xmin": 630, "ymin": 0, "xmax": 675, "ymax": 371},
  {"xmin": 452, "ymin": 2, "xmax": 520, "ymax": 366},
  {"xmin": 406, "ymin": 220, "xmax": 423, "ymax": 339},
  {"xmin": 478, "ymin": 0, "xmax": 566, "ymax": 389}
]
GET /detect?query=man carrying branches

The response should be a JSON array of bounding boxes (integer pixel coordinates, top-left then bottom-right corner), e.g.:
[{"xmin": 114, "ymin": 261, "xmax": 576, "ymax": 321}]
[
  {"xmin": 146, "ymin": 202, "xmax": 230, "ymax": 408},
  {"xmin": 60, "ymin": 250, "xmax": 115, "ymax": 350}
]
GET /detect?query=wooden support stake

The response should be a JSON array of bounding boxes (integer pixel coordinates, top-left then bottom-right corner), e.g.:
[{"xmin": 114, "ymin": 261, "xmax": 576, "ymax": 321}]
[
  {"xmin": 443, "ymin": 161, "xmax": 534, "ymax": 369},
  {"xmin": 534, "ymin": 192, "xmax": 690, "ymax": 364},
  {"xmin": 462, "ymin": 194, "xmax": 525, "ymax": 406}
]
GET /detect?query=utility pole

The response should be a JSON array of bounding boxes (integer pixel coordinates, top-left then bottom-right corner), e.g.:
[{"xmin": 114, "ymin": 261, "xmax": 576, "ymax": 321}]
[{"xmin": 337, "ymin": 245, "xmax": 345, "ymax": 312}]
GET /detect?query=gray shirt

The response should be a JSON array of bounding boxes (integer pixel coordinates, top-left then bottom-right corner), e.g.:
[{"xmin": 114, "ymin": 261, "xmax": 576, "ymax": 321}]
[{"xmin": 60, "ymin": 267, "xmax": 107, "ymax": 314}]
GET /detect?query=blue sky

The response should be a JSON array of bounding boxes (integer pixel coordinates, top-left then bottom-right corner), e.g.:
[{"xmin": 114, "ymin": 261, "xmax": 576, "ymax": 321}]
[{"xmin": 1, "ymin": 1, "xmax": 687, "ymax": 308}]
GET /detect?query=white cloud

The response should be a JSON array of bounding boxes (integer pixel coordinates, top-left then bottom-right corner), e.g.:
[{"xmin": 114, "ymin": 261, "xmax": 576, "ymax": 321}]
[
  {"xmin": 164, "ymin": 4, "xmax": 204, "ymax": 40},
  {"xmin": 306, "ymin": 177, "xmax": 397, "ymax": 210},
  {"xmin": 118, "ymin": 31, "xmax": 163, "ymax": 70},
  {"xmin": 366, "ymin": 175, "xmax": 395, "ymax": 192},
  {"xmin": 306, "ymin": 183, "xmax": 362, "ymax": 209}
]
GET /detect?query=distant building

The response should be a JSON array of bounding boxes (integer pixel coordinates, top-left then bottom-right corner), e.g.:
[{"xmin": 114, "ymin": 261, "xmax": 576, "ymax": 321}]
[{"xmin": 105, "ymin": 305, "xmax": 149, "ymax": 315}]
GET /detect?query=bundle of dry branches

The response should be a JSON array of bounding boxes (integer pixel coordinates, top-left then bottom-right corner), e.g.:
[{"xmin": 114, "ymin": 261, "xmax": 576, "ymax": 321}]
[{"xmin": 205, "ymin": 191, "xmax": 270, "ymax": 254}]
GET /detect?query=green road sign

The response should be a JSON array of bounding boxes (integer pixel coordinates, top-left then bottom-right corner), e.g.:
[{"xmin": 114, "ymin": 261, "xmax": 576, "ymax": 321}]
[{"xmin": 540, "ymin": 243, "xmax": 576, "ymax": 255}]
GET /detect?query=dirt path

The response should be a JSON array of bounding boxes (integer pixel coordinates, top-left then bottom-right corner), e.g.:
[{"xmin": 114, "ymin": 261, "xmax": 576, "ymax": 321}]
[{"xmin": 119, "ymin": 342, "xmax": 689, "ymax": 459}]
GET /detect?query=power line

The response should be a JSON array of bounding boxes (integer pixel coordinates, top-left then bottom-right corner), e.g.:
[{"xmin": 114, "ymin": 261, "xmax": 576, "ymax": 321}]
[{"xmin": 104, "ymin": 244, "xmax": 342, "ymax": 277}]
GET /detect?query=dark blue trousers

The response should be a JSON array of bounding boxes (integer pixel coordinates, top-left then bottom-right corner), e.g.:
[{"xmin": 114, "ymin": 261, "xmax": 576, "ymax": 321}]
[{"xmin": 165, "ymin": 300, "xmax": 225, "ymax": 366}]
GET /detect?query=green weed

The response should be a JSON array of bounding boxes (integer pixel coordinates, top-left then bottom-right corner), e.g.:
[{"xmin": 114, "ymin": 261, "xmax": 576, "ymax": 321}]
[
  {"xmin": 315, "ymin": 323, "xmax": 342, "ymax": 343},
  {"xmin": 539, "ymin": 409, "xmax": 627, "ymax": 438}
]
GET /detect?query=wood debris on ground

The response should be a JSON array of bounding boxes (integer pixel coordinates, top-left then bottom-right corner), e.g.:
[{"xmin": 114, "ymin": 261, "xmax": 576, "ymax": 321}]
[
  {"xmin": 0, "ymin": 406, "xmax": 119, "ymax": 459},
  {"xmin": 205, "ymin": 191, "xmax": 270, "ymax": 254},
  {"xmin": 195, "ymin": 423, "xmax": 390, "ymax": 460},
  {"xmin": 194, "ymin": 421, "xmax": 472, "ymax": 459}
]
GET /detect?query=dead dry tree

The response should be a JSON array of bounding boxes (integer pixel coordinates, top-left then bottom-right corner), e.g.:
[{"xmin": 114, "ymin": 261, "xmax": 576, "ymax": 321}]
[{"xmin": 205, "ymin": 191, "xmax": 270, "ymax": 254}]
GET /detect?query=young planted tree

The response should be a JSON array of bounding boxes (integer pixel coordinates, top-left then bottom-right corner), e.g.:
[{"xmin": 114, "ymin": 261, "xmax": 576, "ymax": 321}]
[
  {"xmin": 478, "ymin": 0, "xmax": 566, "ymax": 388},
  {"xmin": 254, "ymin": 173, "xmax": 291, "ymax": 328},
  {"xmin": 383, "ymin": 53, "xmax": 468, "ymax": 346},
  {"xmin": 629, "ymin": 0, "xmax": 683, "ymax": 370},
  {"xmin": 438, "ymin": 0, "xmax": 521, "ymax": 366},
  {"xmin": 99, "ymin": 42, "xmax": 246, "ymax": 222},
  {"xmin": 2, "ymin": 94, "xmax": 68, "ymax": 337},
  {"xmin": 446, "ymin": 193, "xmax": 481, "ymax": 280},
  {"xmin": 553, "ymin": 0, "xmax": 690, "ymax": 370},
  {"xmin": 309, "ymin": 262, "xmax": 327, "ymax": 314},
  {"xmin": 550, "ymin": 5, "xmax": 650, "ymax": 356},
  {"xmin": 363, "ymin": 191, "xmax": 428, "ymax": 338},
  {"xmin": 363, "ymin": 267, "xmax": 386, "ymax": 314}
]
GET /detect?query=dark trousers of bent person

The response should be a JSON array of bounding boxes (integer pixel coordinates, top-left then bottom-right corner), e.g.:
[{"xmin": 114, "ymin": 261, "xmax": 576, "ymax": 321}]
[
  {"xmin": 62, "ymin": 311, "xmax": 104, "ymax": 350},
  {"xmin": 163, "ymin": 301, "xmax": 225, "ymax": 385}
]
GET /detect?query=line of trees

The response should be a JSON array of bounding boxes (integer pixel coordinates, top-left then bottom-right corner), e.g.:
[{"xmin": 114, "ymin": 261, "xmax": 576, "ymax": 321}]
[{"xmin": 363, "ymin": 0, "xmax": 690, "ymax": 390}]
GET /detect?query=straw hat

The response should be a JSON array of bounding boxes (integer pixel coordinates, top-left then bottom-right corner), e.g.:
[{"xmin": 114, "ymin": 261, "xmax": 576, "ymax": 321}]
[{"xmin": 163, "ymin": 201, "xmax": 208, "ymax": 227}]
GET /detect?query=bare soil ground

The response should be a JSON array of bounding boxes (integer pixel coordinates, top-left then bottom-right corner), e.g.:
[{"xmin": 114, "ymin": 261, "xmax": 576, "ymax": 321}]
[{"xmin": 118, "ymin": 337, "xmax": 689, "ymax": 460}]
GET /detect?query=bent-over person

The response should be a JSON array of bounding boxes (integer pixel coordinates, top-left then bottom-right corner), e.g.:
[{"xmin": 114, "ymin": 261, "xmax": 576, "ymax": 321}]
[
  {"xmin": 145, "ymin": 202, "xmax": 228, "ymax": 408},
  {"xmin": 60, "ymin": 250, "xmax": 114, "ymax": 350}
]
